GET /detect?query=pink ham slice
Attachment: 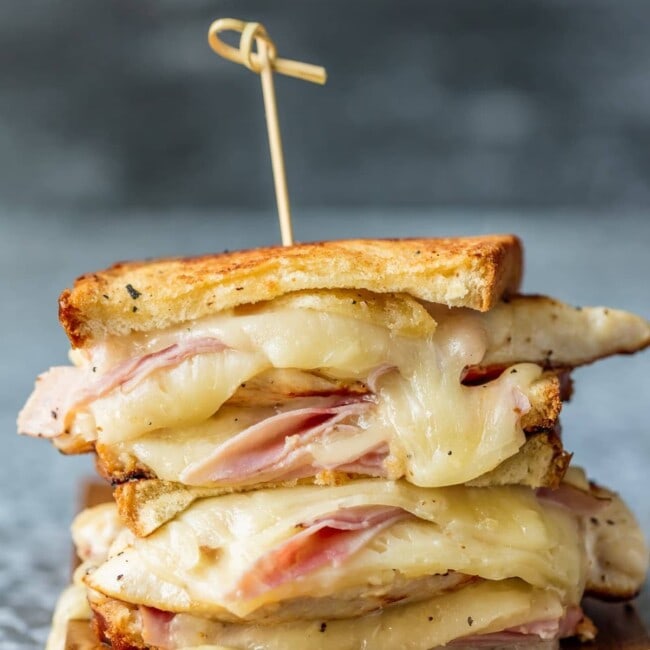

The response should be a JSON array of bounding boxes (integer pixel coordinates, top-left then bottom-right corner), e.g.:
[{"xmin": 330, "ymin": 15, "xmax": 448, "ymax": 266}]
[
  {"xmin": 17, "ymin": 366, "xmax": 88, "ymax": 438},
  {"xmin": 536, "ymin": 483, "xmax": 611, "ymax": 516},
  {"xmin": 17, "ymin": 337, "xmax": 227, "ymax": 439},
  {"xmin": 231, "ymin": 505, "xmax": 410, "ymax": 601},
  {"xmin": 335, "ymin": 444, "xmax": 390, "ymax": 474},
  {"xmin": 140, "ymin": 606, "xmax": 175, "ymax": 649},
  {"xmin": 180, "ymin": 396, "xmax": 384, "ymax": 486}
]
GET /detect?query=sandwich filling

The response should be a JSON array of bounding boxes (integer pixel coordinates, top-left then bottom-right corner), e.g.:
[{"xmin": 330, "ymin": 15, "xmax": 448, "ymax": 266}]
[
  {"xmin": 59, "ymin": 468, "xmax": 648, "ymax": 650},
  {"xmin": 20, "ymin": 292, "xmax": 550, "ymax": 488},
  {"xmin": 84, "ymin": 480, "xmax": 586, "ymax": 620},
  {"xmin": 89, "ymin": 580, "xmax": 588, "ymax": 650}
]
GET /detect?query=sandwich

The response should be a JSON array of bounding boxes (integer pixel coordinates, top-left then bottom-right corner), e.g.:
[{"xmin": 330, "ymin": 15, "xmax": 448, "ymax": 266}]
[
  {"xmin": 54, "ymin": 469, "xmax": 646, "ymax": 649},
  {"xmin": 18, "ymin": 238, "xmax": 647, "ymax": 494},
  {"xmin": 20, "ymin": 235, "xmax": 649, "ymax": 649}
]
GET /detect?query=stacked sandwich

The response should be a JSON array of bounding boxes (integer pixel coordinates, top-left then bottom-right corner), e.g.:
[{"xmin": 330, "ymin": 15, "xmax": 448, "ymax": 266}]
[{"xmin": 19, "ymin": 235, "xmax": 650, "ymax": 650}]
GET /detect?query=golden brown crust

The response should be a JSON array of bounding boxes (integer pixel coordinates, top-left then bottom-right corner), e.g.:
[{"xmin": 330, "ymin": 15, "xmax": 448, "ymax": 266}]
[
  {"xmin": 113, "ymin": 480, "xmax": 221, "ymax": 538},
  {"xmin": 59, "ymin": 235, "xmax": 523, "ymax": 347},
  {"xmin": 88, "ymin": 591, "xmax": 146, "ymax": 650},
  {"xmin": 520, "ymin": 372, "xmax": 562, "ymax": 431}
]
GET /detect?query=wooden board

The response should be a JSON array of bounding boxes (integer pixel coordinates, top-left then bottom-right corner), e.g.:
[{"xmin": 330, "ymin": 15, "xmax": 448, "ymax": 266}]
[
  {"xmin": 66, "ymin": 479, "xmax": 650, "ymax": 649},
  {"xmin": 566, "ymin": 600, "xmax": 650, "ymax": 650}
]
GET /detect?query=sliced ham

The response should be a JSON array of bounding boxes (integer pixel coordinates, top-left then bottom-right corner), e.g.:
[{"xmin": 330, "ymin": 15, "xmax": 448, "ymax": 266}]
[
  {"xmin": 537, "ymin": 483, "xmax": 611, "ymax": 516},
  {"xmin": 335, "ymin": 443, "xmax": 390, "ymax": 474},
  {"xmin": 18, "ymin": 337, "xmax": 227, "ymax": 439},
  {"xmin": 100, "ymin": 337, "xmax": 228, "ymax": 395},
  {"xmin": 140, "ymin": 606, "xmax": 175, "ymax": 649},
  {"xmin": 180, "ymin": 396, "xmax": 382, "ymax": 486},
  {"xmin": 231, "ymin": 506, "xmax": 410, "ymax": 601},
  {"xmin": 17, "ymin": 366, "xmax": 88, "ymax": 438}
]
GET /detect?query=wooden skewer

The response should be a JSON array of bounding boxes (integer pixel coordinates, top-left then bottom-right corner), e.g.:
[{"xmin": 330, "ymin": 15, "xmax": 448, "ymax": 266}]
[{"xmin": 208, "ymin": 18, "xmax": 327, "ymax": 246}]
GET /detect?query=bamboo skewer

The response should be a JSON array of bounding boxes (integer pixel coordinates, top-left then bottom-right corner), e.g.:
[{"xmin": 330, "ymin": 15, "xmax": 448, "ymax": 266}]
[{"xmin": 208, "ymin": 18, "xmax": 327, "ymax": 246}]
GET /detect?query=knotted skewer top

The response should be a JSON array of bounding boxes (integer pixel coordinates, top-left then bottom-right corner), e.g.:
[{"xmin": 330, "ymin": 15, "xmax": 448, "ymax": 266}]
[
  {"xmin": 208, "ymin": 18, "xmax": 327, "ymax": 85},
  {"xmin": 207, "ymin": 19, "xmax": 327, "ymax": 246}
]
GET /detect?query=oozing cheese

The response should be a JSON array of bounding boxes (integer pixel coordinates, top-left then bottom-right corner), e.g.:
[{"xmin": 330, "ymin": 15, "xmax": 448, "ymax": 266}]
[
  {"xmin": 86, "ymin": 481, "xmax": 585, "ymax": 619},
  {"xmin": 73, "ymin": 293, "xmax": 543, "ymax": 488}
]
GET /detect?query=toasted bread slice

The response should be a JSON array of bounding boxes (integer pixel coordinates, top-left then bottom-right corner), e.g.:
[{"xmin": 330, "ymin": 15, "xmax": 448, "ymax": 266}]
[
  {"xmin": 59, "ymin": 235, "xmax": 523, "ymax": 346},
  {"xmin": 88, "ymin": 590, "xmax": 145, "ymax": 649}
]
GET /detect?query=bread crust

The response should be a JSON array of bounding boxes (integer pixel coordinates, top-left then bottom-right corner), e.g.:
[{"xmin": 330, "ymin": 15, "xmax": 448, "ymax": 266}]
[
  {"xmin": 59, "ymin": 235, "xmax": 523, "ymax": 346},
  {"xmin": 89, "ymin": 592, "xmax": 146, "ymax": 650}
]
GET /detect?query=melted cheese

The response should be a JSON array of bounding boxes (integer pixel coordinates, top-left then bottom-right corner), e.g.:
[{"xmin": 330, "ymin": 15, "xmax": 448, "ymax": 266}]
[
  {"xmin": 50, "ymin": 580, "xmax": 565, "ymax": 650},
  {"xmin": 71, "ymin": 502, "xmax": 122, "ymax": 563},
  {"xmin": 74, "ymin": 295, "xmax": 543, "ymax": 488},
  {"xmin": 149, "ymin": 580, "xmax": 563, "ymax": 650},
  {"xmin": 86, "ymin": 482, "xmax": 585, "ymax": 619},
  {"xmin": 45, "ymin": 584, "xmax": 91, "ymax": 650}
]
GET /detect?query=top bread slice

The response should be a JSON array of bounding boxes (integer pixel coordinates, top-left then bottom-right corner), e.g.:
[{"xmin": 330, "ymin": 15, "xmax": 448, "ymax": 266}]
[{"xmin": 59, "ymin": 235, "xmax": 523, "ymax": 346}]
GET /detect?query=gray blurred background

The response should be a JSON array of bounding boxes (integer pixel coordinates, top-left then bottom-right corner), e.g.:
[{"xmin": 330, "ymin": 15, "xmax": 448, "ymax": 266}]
[
  {"xmin": 2, "ymin": 0, "xmax": 650, "ymax": 211},
  {"xmin": 1, "ymin": 2, "xmax": 650, "ymax": 647}
]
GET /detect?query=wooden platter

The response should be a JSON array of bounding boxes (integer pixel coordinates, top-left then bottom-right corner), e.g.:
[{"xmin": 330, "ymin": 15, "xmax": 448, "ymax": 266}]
[{"xmin": 65, "ymin": 480, "xmax": 650, "ymax": 649}]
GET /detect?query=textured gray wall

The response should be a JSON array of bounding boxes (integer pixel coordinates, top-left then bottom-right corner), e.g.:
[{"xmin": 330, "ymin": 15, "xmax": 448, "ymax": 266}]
[
  {"xmin": 2, "ymin": 0, "xmax": 650, "ymax": 211},
  {"xmin": 2, "ymin": 210, "xmax": 650, "ymax": 648}
]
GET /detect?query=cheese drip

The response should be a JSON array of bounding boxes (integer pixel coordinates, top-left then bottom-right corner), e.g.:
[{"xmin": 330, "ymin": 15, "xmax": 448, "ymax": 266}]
[
  {"xmin": 72, "ymin": 296, "xmax": 541, "ymax": 488},
  {"xmin": 86, "ymin": 481, "xmax": 585, "ymax": 619}
]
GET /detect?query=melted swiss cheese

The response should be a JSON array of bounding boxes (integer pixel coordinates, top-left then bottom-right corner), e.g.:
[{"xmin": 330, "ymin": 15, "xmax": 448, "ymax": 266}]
[
  {"xmin": 86, "ymin": 481, "xmax": 585, "ymax": 619},
  {"xmin": 72, "ymin": 293, "xmax": 543, "ymax": 488},
  {"xmin": 148, "ymin": 580, "xmax": 563, "ymax": 650}
]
